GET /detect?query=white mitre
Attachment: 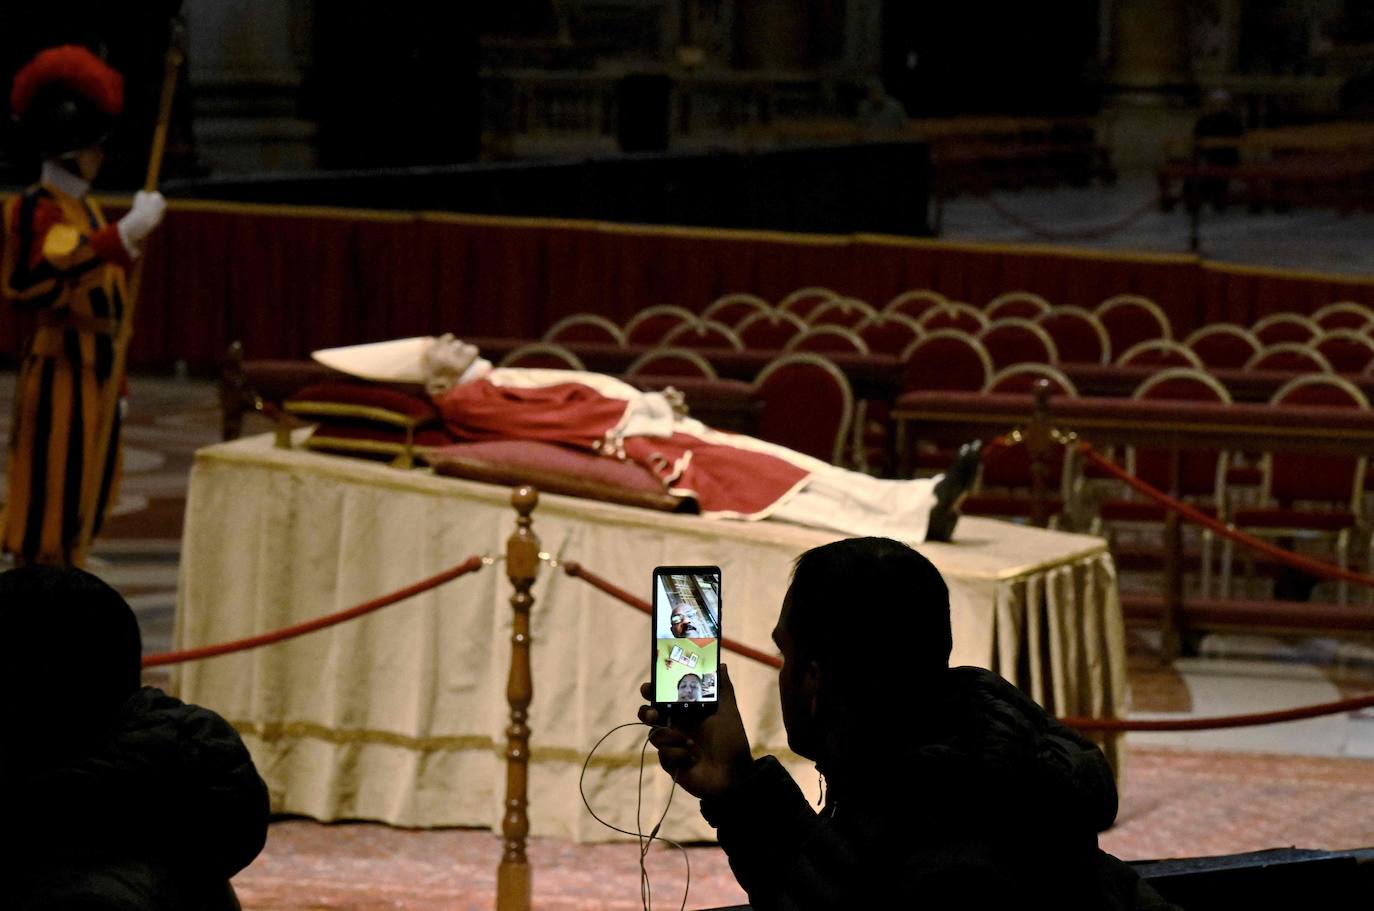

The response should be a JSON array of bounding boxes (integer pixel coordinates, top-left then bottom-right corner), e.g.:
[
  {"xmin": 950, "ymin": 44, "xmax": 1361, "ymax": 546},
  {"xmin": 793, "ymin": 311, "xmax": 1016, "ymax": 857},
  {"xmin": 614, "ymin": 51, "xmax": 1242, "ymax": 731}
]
[
  {"xmin": 312, "ymin": 337, "xmax": 433, "ymax": 383},
  {"xmin": 312, "ymin": 335, "xmax": 487, "ymax": 395}
]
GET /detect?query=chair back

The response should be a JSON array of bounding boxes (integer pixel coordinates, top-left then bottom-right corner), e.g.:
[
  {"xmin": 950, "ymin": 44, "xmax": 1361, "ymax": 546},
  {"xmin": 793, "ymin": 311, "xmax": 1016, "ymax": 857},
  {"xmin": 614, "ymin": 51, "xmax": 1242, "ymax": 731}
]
[
  {"xmin": 900, "ymin": 330, "xmax": 994, "ymax": 392},
  {"xmin": 1036, "ymin": 305, "xmax": 1111, "ymax": 364},
  {"xmin": 626, "ymin": 347, "xmax": 718, "ymax": 379},
  {"xmin": 778, "ymin": 286, "xmax": 841, "ymax": 320},
  {"xmin": 919, "ymin": 302, "xmax": 989, "ymax": 334},
  {"xmin": 1245, "ymin": 343, "xmax": 1332, "ymax": 374},
  {"xmin": 1096, "ymin": 294, "xmax": 1171, "ymax": 354},
  {"xmin": 809, "ymin": 297, "xmax": 878, "ymax": 328},
  {"xmin": 1314, "ymin": 330, "xmax": 1374, "ymax": 374},
  {"xmin": 984, "ymin": 364, "xmax": 1078, "ymax": 396},
  {"xmin": 624, "ymin": 305, "xmax": 700, "ymax": 346},
  {"xmin": 754, "ymin": 353, "xmax": 854, "ymax": 465},
  {"xmin": 701, "ymin": 293, "xmax": 772, "ymax": 327},
  {"xmin": 497, "ymin": 343, "xmax": 587, "ymax": 371},
  {"xmin": 883, "ymin": 289, "xmax": 949, "ymax": 321},
  {"xmin": 1252, "ymin": 312, "xmax": 1319, "ymax": 346},
  {"xmin": 785, "ymin": 325, "xmax": 870, "ymax": 355},
  {"xmin": 1131, "ymin": 369, "xmax": 1232, "ymax": 497},
  {"xmin": 1313, "ymin": 301, "xmax": 1374, "ymax": 332},
  {"xmin": 986, "ymin": 291, "xmax": 1052, "ymax": 321},
  {"xmin": 856, "ymin": 313, "xmax": 924, "ymax": 356},
  {"xmin": 735, "ymin": 310, "xmax": 809, "ymax": 350},
  {"xmin": 1117, "ymin": 339, "xmax": 1203, "ymax": 369},
  {"xmin": 542, "ymin": 314, "xmax": 627, "ymax": 346},
  {"xmin": 1184, "ymin": 324, "xmax": 1261, "ymax": 369},
  {"xmin": 977, "ymin": 318, "xmax": 1058, "ymax": 369},
  {"xmin": 662, "ymin": 319, "xmax": 744, "ymax": 351},
  {"xmin": 1268, "ymin": 376, "xmax": 1369, "ymax": 505}
]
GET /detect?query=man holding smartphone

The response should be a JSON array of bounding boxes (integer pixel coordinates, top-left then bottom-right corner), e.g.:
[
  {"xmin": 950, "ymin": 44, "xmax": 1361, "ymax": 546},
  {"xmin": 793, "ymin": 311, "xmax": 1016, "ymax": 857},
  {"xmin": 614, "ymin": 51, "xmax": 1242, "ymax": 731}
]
[{"xmin": 639, "ymin": 537, "xmax": 1177, "ymax": 910}]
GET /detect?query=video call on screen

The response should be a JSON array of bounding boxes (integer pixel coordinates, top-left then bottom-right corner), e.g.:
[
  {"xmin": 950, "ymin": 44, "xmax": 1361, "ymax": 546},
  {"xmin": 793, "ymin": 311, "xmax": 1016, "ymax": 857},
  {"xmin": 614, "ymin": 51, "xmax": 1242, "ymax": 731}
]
[{"xmin": 655, "ymin": 571, "xmax": 721, "ymax": 704}]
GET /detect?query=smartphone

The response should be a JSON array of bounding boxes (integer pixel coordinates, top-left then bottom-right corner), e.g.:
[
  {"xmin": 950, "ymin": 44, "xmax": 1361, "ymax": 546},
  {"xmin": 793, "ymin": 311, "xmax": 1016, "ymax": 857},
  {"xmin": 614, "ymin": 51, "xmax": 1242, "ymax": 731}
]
[{"xmin": 651, "ymin": 565, "xmax": 722, "ymax": 719}]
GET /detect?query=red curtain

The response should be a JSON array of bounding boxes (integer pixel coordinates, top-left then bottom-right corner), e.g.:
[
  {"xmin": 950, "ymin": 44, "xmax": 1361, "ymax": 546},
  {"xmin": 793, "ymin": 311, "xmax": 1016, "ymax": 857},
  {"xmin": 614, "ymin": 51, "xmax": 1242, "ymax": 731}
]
[{"xmin": 7, "ymin": 200, "xmax": 1370, "ymax": 371}]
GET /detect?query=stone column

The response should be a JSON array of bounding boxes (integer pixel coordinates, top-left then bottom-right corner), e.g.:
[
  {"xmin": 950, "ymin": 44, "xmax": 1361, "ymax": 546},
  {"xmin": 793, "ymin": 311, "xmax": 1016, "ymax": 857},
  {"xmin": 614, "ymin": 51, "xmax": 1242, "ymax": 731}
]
[{"xmin": 1103, "ymin": 0, "xmax": 1197, "ymax": 169}]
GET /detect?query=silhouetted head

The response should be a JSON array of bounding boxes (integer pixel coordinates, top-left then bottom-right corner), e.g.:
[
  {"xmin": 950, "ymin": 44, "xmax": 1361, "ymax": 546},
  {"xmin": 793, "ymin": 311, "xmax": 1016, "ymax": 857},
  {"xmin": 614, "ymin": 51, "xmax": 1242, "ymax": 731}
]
[
  {"xmin": 0, "ymin": 565, "xmax": 141, "ymax": 764},
  {"xmin": 773, "ymin": 537, "xmax": 950, "ymax": 771}
]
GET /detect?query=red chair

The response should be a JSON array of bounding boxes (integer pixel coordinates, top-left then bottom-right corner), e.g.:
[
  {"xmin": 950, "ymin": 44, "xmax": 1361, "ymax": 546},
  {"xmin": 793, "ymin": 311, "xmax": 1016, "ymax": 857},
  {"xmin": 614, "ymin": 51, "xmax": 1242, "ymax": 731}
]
[
  {"xmin": 626, "ymin": 347, "xmax": 718, "ymax": 379},
  {"xmin": 809, "ymin": 297, "xmax": 879, "ymax": 328},
  {"xmin": 735, "ymin": 310, "xmax": 808, "ymax": 350},
  {"xmin": 960, "ymin": 365, "xmax": 1077, "ymax": 524},
  {"xmin": 856, "ymin": 313, "xmax": 924, "ymax": 356},
  {"xmin": 1117, "ymin": 339, "xmax": 1203, "ymax": 369},
  {"xmin": 883, "ymin": 289, "xmax": 949, "ymax": 322},
  {"xmin": 900, "ymin": 330, "xmax": 994, "ymax": 392},
  {"xmin": 624, "ymin": 305, "xmax": 699, "ymax": 346},
  {"xmin": 1096, "ymin": 294, "xmax": 1171, "ymax": 355},
  {"xmin": 1313, "ymin": 301, "xmax": 1374, "ymax": 332},
  {"xmin": 778, "ymin": 286, "xmax": 841, "ymax": 321},
  {"xmin": 542, "ymin": 314, "xmax": 627, "ymax": 346},
  {"xmin": 497, "ymin": 343, "xmax": 586, "ymax": 370},
  {"xmin": 662, "ymin": 319, "xmax": 744, "ymax": 351},
  {"xmin": 1253, "ymin": 312, "xmax": 1320, "ymax": 346},
  {"xmin": 1101, "ymin": 369, "xmax": 1233, "ymax": 596},
  {"xmin": 976, "ymin": 318, "xmax": 1059, "ymax": 369},
  {"xmin": 1184, "ymin": 324, "xmax": 1261, "ymax": 370},
  {"xmin": 701, "ymin": 292, "xmax": 772, "ymax": 327},
  {"xmin": 1315, "ymin": 330, "xmax": 1374, "ymax": 374},
  {"xmin": 785, "ymin": 325, "xmax": 870, "ymax": 355},
  {"xmin": 1036, "ymin": 306, "xmax": 1111, "ymax": 365},
  {"xmin": 983, "ymin": 363, "xmax": 1078, "ymax": 396},
  {"xmin": 1230, "ymin": 376, "xmax": 1370, "ymax": 604},
  {"xmin": 1245, "ymin": 344, "xmax": 1332, "ymax": 374},
  {"xmin": 754, "ymin": 353, "xmax": 854, "ymax": 465},
  {"xmin": 986, "ymin": 291, "xmax": 1052, "ymax": 321},
  {"xmin": 919, "ymin": 302, "xmax": 990, "ymax": 334}
]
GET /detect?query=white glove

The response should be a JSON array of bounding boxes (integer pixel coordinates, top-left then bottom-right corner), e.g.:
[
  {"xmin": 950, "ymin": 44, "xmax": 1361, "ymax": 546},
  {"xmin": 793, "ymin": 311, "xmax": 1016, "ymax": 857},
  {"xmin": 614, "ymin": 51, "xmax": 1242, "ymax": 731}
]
[{"xmin": 117, "ymin": 190, "xmax": 167, "ymax": 256}]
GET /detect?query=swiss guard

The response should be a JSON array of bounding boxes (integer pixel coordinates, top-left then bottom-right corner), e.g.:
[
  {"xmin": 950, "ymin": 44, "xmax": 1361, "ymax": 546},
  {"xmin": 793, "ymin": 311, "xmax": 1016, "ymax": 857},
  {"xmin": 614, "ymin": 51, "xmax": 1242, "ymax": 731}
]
[{"xmin": 2, "ymin": 45, "xmax": 166, "ymax": 565}]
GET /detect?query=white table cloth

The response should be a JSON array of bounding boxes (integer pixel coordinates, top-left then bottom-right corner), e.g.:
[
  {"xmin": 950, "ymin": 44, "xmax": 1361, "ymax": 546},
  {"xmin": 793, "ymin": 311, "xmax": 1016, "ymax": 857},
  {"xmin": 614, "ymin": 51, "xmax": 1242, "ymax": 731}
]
[{"xmin": 175, "ymin": 433, "xmax": 1126, "ymax": 841}]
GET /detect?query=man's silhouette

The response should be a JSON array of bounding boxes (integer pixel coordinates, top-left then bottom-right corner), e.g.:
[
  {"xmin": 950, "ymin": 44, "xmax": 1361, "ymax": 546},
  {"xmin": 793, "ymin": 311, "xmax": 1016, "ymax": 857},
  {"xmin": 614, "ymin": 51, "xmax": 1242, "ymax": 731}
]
[{"xmin": 641, "ymin": 537, "xmax": 1178, "ymax": 909}]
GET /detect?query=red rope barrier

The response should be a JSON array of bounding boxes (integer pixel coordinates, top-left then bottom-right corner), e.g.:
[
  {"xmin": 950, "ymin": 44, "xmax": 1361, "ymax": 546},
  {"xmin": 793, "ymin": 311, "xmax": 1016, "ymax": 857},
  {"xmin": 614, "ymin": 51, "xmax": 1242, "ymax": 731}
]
[
  {"xmin": 143, "ymin": 556, "xmax": 487, "ymax": 667},
  {"xmin": 561, "ymin": 561, "xmax": 784, "ymax": 670},
  {"xmin": 1061, "ymin": 692, "xmax": 1374, "ymax": 732},
  {"xmin": 1078, "ymin": 442, "xmax": 1374, "ymax": 589}
]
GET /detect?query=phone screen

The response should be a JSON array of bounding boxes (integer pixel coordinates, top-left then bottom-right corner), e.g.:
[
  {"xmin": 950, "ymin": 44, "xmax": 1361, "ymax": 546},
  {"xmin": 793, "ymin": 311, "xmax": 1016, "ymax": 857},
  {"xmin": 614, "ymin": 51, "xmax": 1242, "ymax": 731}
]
[{"xmin": 652, "ymin": 566, "xmax": 721, "ymax": 710}]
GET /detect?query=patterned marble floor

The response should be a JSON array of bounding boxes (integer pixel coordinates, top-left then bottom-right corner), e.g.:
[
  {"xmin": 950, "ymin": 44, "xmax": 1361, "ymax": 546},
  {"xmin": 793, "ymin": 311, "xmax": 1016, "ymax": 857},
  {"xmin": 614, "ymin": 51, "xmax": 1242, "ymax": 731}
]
[{"xmin": 2, "ymin": 374, "xmax": 1372, "ymax": 909}]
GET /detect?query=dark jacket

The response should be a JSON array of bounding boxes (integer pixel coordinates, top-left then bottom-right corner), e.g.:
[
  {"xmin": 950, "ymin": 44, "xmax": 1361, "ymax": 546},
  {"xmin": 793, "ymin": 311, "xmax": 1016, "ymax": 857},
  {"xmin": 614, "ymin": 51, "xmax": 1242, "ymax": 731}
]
[
  {"xmin": 700, "ymin": 666, "xmax": 1180, "ymax": 910},
  {"xmin": 4, "ymin": 687, "xmax": 270, "ymax": 910}
]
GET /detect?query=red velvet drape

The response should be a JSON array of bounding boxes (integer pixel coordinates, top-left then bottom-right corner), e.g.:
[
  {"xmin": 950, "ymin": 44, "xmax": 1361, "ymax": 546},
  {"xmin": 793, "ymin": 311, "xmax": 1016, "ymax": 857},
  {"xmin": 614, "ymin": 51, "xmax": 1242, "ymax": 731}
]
[{"xmin": 4, "ymin": 199, "xmax": 1372, "ymax": 370}]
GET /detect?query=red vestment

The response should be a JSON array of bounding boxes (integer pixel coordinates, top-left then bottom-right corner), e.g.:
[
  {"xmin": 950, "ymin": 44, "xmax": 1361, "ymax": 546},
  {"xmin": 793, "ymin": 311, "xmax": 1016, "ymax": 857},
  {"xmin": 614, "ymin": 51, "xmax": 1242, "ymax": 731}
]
[{"xmin": 434, "ymin": 378, "xmax": 810, "ymax": 518}]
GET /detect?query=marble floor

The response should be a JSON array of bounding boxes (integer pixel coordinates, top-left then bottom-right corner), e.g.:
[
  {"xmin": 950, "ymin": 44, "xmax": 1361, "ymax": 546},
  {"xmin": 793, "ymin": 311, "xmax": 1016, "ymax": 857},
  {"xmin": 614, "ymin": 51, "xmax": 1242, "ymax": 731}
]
[{"xmin": 938, "ymin": 170, "xmax": 1374, "ymax": 277}]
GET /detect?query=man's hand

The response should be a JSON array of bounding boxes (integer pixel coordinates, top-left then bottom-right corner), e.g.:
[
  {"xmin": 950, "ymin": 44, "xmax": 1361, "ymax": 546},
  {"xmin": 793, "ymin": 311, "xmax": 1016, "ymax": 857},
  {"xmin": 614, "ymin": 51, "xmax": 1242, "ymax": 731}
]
[{"xmin": 638, "ymin": 663, "xmax": 753, "ymax": 800}]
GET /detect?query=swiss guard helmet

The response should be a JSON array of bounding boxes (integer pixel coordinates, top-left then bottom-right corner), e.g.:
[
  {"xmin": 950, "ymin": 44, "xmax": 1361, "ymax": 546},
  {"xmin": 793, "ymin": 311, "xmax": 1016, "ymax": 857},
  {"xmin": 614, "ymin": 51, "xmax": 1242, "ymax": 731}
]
[{"xmin": 10, "ymin": 45, "xmax": 124, "ymax": 158}]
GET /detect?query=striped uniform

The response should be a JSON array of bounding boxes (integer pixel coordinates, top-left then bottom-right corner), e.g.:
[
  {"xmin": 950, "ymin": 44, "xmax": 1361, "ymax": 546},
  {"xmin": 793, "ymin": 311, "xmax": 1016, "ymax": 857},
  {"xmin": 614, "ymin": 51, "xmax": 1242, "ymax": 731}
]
[{"xmin": 2, "ymin": 180, "xmax": 131, "ymax": 565}]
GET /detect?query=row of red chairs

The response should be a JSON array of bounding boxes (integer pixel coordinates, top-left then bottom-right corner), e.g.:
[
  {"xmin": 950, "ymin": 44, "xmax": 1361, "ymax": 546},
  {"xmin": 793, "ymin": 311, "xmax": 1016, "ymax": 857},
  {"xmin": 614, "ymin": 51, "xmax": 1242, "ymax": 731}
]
[
  {"xmin": 542, "ymin": 291, "xmax": 1374, "ymax": 373},
  {"xmin": 954, "ymin": 365, "xmax": 1370, "ymax": 604}
]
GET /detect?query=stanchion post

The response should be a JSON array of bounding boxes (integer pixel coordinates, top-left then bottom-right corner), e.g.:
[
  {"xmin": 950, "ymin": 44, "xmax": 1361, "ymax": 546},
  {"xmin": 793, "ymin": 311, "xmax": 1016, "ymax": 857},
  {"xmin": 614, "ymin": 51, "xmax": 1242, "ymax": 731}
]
[
  {"xmin": 1027, "ymin": 380, "xmax": 1054, "ymax": 528},
  {"xmin": 497, "ymin": 486, "xmax": 539, "ymax": 911}
]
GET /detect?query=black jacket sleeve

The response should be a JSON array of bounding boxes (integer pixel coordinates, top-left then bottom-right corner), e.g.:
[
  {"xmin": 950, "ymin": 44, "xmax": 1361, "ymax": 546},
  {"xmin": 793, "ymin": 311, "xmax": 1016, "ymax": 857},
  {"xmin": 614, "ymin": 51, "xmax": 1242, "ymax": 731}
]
[
  {"xmin": 699, "ymin": 756, "xmax": 869, "ymax": 911},
  {"xmin": 8, "ymin": 687, "xmax": 270, "ymax": 881}
]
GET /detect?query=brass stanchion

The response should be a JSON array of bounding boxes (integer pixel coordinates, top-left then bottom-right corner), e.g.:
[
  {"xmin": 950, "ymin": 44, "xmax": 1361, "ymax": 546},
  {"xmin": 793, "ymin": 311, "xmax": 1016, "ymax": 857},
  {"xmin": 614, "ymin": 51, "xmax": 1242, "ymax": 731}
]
[{"xmin": 497, "ymin": 486, "xmax": 539, "ymax": 911}]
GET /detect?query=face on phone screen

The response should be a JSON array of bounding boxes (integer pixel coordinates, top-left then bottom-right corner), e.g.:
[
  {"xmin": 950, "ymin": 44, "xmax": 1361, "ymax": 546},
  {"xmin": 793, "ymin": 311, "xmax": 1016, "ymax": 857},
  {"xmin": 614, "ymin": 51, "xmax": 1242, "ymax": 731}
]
[{"xmin": 652, "ymin": 566, "xmax": 721, "ymax": 709}]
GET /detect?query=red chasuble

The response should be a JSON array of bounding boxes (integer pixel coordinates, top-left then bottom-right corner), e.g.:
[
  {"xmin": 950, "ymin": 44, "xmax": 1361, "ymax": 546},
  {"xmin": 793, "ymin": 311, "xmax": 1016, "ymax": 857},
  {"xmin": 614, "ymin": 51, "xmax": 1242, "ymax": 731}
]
[{"xmin": 434, "ymin": 378, "xmax": 809, "ymax": 518}]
